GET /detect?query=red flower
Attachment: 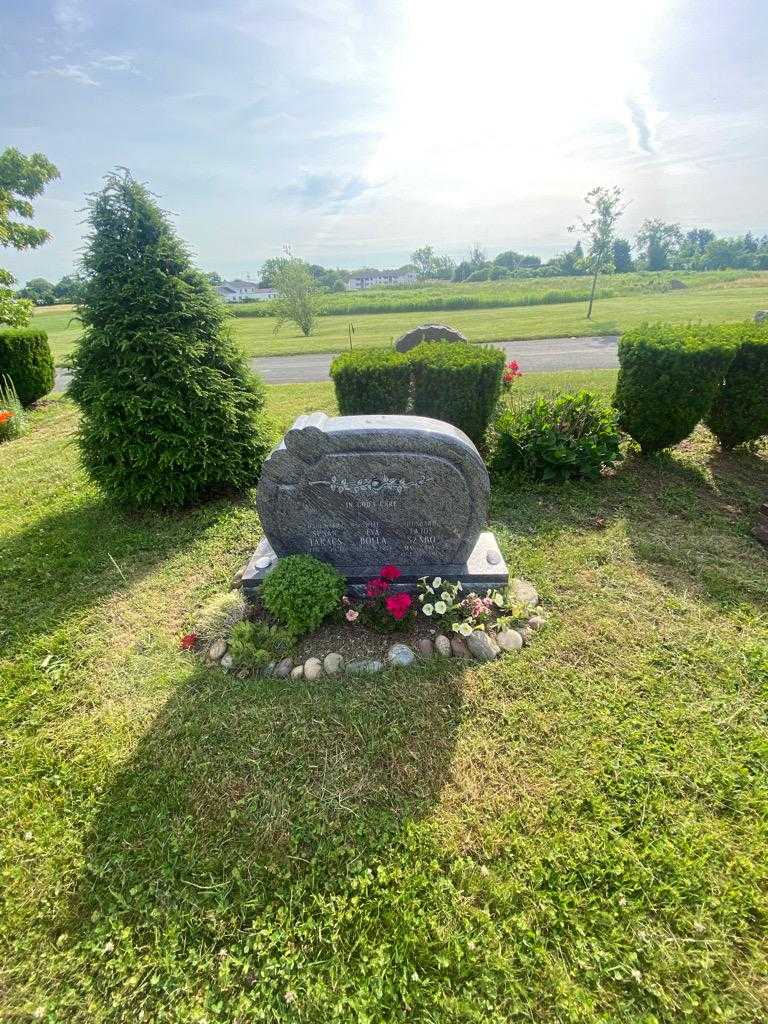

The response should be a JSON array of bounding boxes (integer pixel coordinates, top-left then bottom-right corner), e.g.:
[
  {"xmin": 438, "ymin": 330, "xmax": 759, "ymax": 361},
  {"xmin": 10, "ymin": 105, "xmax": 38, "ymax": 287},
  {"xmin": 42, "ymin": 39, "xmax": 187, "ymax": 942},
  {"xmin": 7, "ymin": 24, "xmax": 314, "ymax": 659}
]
[
  {"xmin": 180, "ymin": 632, "xmax": 198, "ymax": 650},
  {"xmin": 385, "ymin": 593, "xmax": 412, "ymax": 620},
  {"xmin": 379, "ymin": 564, "xmax": 401, "ymax": 581},
  {"xmin": 366, "ymin": 577, "xmax": 389, "ymax": 597},
  {"xmin": 503, "ymin": 360, "xmax": 522, "ymax": 383},
  {"xmin": 0, "ymin": 410, "xmax": 14, "ymax": 425}
]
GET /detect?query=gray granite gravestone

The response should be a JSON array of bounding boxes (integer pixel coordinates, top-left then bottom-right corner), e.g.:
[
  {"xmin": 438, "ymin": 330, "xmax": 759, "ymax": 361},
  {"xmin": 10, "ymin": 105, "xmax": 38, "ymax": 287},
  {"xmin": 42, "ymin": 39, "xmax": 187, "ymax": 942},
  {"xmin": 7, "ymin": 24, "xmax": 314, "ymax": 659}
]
[
  {"xmin": 393, "ymin": 323, "xmax": 467, "ymax": 353},
  {"xmin": 242, "ymin": 411, "xmax": 508, "ymax": 597}
]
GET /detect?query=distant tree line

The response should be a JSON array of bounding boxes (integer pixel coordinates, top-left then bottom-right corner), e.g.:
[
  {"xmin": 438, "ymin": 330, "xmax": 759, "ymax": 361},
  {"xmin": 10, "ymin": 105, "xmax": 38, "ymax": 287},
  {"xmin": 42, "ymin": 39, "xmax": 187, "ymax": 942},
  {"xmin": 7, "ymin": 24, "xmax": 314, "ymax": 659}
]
[
  {"xmin": 408, "ymin": 223, "xmax": 768, "ymax": 284},
  {"xmin": 16, "ymin": 272, "xmax": 87, "ymax": 305}
]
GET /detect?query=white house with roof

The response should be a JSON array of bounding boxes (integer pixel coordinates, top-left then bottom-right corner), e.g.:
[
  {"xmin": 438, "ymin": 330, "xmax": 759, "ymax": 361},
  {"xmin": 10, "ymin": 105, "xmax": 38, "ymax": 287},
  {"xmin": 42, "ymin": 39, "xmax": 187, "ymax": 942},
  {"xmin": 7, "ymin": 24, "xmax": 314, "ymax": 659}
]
[
  {"xmin": 345, "ymin": 270, "xmax": 418, "ymax": 291},
  {"xmin": 216, "ymin": 279, "xmax": 278, "ymax": 303}
]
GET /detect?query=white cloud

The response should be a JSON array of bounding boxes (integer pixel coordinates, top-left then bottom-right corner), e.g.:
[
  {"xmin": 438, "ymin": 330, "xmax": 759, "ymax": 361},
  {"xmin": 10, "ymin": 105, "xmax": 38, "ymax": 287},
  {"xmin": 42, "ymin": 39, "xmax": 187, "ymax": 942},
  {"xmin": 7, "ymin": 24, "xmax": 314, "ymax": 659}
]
[
  {"xmin": 30, "ymin": 52, "xmax": 138, "ymax": 87},
  {"xmin": 53, "ymin": 0, "xmax": 91, "ymax": 33},
  {"xmin": 31, "ymin": 63, "xmax": 98, "ymax": 86}
]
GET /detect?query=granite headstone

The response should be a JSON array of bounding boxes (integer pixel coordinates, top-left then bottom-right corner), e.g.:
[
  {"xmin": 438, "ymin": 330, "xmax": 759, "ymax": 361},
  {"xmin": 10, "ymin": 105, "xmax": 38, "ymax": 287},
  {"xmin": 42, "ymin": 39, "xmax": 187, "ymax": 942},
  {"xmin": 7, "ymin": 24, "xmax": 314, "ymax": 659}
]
[
  {"xmin": 393, "ymin": 323, "xmax": 467, "ymax": 353},
  {"xmin": 243, "ymin": 411, "xmax": 508, "ymax": 596}
]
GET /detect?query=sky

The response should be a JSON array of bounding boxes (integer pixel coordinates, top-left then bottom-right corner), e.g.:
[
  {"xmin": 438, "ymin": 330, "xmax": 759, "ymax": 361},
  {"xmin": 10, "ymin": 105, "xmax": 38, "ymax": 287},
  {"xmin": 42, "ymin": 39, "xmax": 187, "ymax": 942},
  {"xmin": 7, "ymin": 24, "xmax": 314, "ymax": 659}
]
[{"xmin": 1, "ymin": 0, "xmax": 767, "ymax": 284}]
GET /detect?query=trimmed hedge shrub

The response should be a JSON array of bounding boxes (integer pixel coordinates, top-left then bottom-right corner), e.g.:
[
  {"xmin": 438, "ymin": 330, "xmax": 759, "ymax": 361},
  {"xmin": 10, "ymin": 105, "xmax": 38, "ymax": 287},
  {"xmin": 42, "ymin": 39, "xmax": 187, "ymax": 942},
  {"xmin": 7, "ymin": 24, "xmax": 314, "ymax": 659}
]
[
  {"xmin": 410, "ymin": 343, "xmax": 504, "ymax": 445},
  {"xmin": 260, "ymin": 555, "xmax": 345, "ymax": 636},
  {"xmin": 491, "ymin": 390, "xmax": 622, "ymax": 481},
  {"xmin": 705, "ymin": 323, "xmax": 768, "ymax": 448},
  {"xmin": 614, "ymin": 323, "xmax": 734, "ymax": 455},
  {"xmin": 330, "ymin": 349, "xmax": 411, "ymax": 415},
  {"xmin": 68, "ymin": 171, "xmax": 272, "ymax": 509},
  {"xmin": 0, "ymin": 327, "xmax": 54, "ymax": 405}
]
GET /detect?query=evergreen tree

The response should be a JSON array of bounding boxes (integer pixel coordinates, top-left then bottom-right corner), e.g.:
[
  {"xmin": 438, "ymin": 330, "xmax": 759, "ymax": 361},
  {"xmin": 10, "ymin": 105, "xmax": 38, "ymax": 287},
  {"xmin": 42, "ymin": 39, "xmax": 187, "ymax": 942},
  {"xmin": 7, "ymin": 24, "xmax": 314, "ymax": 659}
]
[{"xmin": 69, "ymin": 170, "xmax": 272, "ymax": 508}]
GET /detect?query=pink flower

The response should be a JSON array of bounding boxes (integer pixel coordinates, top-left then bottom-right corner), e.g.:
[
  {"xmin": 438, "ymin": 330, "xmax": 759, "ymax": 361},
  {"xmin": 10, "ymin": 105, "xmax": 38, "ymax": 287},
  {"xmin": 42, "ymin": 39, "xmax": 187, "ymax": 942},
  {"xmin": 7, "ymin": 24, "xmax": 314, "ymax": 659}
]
[
  {"xmin": 385, "ymin": 593, "xmax": 412, "ymax": 621},
  {"xmin": 366, "ymin": 577, "xmax": 389, "ymax": 597},
  {"xmin": 345, "ymin": 608, "xmax": 359, "ymax": 622},
  {"xmin": 380, "ymin": 564, "xmax": 402, "ymax": 582}
]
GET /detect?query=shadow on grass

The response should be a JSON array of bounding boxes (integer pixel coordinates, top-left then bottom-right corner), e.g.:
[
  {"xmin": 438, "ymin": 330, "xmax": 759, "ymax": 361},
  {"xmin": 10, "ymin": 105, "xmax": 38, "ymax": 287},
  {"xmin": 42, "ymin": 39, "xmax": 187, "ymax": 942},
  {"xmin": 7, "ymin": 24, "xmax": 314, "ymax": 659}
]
[
  {"xmin": 490, "ymin": 436, "xmax": 768, "ymax": 613},
  {"xmin": 0, "ymin": 496, "xmax": 233, "ymax": 658},
  {"xmin": 62, "ymin": 659, "xmax": 464, "ymax": 982}
]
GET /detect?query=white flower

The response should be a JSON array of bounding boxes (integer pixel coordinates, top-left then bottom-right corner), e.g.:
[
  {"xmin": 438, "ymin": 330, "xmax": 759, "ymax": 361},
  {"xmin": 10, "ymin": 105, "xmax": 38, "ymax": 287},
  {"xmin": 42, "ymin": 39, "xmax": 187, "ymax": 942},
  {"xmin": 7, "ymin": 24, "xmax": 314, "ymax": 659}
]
[
  {"xmin": 457, "ymin": 582, "xmax": 463, "ymax": 591},
  {"xmin": 432, "ymin": 577, "xmax": 442, "ymax": 588},
  {"xmin": 458, "ymin": 622, "xmax": 473, "ymax": 637},
  {"xmin": 493, "ymin": 591, "xmax": 504, "ymax": 607},
  {"xmin": 418, "ymin": 593, "xmax": 424, "ymax": 601},
  {"xmin": 423, "ymin": 603, "xmax": 434, "ymax": 616},
  {"xmin": 441, "ymin": 591, "xmax": 451, "ymax": 601},
  {"xmin": 434, "ymin": 601, "xmax": 447, "ymax": 614},
  {"xmin": 451, "ymin": 622, "xmax": 460, "ymax": 632}
]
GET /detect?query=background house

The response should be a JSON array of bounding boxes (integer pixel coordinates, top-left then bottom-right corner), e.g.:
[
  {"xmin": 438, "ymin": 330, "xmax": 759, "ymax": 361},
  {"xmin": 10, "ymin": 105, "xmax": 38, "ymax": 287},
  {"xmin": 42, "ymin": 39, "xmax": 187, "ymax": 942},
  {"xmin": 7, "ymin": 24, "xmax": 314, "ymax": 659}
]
[
  {"xmin": 216, "ymin": 279, "xmax": 278, "ymax": 302},
  {"xmin": 345, "ymin": 270, "xmax": 418, "ymax": 291}
]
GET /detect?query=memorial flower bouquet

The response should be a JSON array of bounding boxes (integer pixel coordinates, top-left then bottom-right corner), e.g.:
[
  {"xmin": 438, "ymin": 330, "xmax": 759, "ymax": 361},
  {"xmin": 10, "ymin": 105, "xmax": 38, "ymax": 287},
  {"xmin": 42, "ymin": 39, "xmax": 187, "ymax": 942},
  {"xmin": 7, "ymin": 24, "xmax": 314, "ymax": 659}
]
[
  {"xmin": 417, "ymin": 577, "xmax": 505, "ymax": 636},
  {"xmin": 344, "ymin": 564, "xmax": 414, "ymax": 632},
  {"xmin": 0, "ymin": 375, "xmax": 26, "ymax": 443}
]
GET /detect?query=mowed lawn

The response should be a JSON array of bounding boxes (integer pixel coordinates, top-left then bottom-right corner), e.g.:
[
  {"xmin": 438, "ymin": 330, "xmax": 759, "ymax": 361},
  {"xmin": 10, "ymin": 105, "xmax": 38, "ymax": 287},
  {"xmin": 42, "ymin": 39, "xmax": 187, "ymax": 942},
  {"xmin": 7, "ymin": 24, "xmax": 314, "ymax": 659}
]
[
  {"xmin": 2, "ymin": 373, "xmax": 768, "ymax": 1022},
  {"xmin": 35, "ymin": 276, "xmax": 768, "ymax": 363}
]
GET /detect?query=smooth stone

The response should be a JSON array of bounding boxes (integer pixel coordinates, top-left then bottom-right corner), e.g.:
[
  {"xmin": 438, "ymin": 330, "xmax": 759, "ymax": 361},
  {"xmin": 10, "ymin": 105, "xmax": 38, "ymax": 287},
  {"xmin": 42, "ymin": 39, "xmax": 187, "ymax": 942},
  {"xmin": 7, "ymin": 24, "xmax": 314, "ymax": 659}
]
[
  {"xmin": 220, "ymin": 653, "xmax": 234, "ymax": 671},
  {"xmin": 466, "ymin": 630, "xmax": 500, "ymax": 662},
  {"xmin": 387, "ymin": 643, "xmax": 416, "ymax": 667},
  {"xmin": 274, "ymin": 658, "xmax": 293, "ymax": 678},
  {"xmin": 520, "ymin": 626, "xmax": 535, "ymax": 644},
  {"xmin": 229, "ymin": 568, "xmax": 244, "ymax": 590},
  {"xmin": 434, "ymin": 634, "xmax": 452, "ymax": 657},
  {"xmin": 255, "ymin": 555, "xmax": 273, "ymax": 570},
  {"xmin": 416, "ymin": 638, "xmax": 434, "ymax": 658},
  {"xmin": 509, "ymin": 577, "xmax": 540, "ymax": 608},
  {"xmin": 208, "ymin": 638, "xmax": 227, "ymax": 661},
  {"xmin": 304, "ymin": 657, "xmax": 323, "ymax": 681},
  {"xmin": 266, "ymin": 660, "xmax": 276, "ymax": 676},
  {"xmin": 486, "ymin": 549, "xmax": 501, "ymax": 565},
  {"xmin": 450, "ymin": 636, "xmax": 471, "ymax": 658},
  {"xmin": 346, "ymin": 659, "xmax": 383, "ymax": 674},
  {"xmin": 496, "ymin": 628, "xmax": 523, "ymax": 653},
  {"xmin": 393, "ymin": 323, "xmax": 467, "ymax": 353},
  {"xmin": 291, "ymin": 665, "xmax": 304, "ymax": 680},
  {"xmin": 527, "ymin": 615, "xmax": 546, "ymax": 631},
  {"xmin": 323, "ymin": 652, "xmax": 343, "ymax": 675}
]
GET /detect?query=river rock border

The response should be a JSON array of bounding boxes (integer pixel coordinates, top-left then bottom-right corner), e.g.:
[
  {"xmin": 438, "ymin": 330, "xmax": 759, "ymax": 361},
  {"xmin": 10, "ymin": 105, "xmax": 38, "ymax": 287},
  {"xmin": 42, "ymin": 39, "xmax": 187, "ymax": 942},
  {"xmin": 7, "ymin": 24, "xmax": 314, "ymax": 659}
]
[{"xmin": 189, "ymin": 577, "xmax": 546, "ymax": 678}]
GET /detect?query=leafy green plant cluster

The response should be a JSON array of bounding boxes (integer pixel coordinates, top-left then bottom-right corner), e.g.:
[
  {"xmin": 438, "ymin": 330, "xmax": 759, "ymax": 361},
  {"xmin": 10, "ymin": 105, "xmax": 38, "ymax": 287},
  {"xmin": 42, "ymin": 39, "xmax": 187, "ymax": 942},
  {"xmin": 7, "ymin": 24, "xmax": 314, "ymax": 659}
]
[
  {"xmin": 705, "ymin": 322, "xmax": 768, "ymax": 448},
  {"xmin": 68, "ymin": 170, "xmax": 273, "ymax": 509},
  {"xmin": 614, "ymin": 323, "xmax": 735, "ymax": 455},
  {"xmin": 0, "ymin": 327, "xmax": 54, "ymax": 405},
  {"xmin": 330, "ymin": 349, "xmax": 411, "ymax": 415},
  {"xmin": 331, "ymin": 342, "xmax": 504, "ymax": 446},
  {"xmin": 0, "ymin": 373, "xmax": 27, "ymax": 441},
  {"xmin": 228, "ymin": 620, "xmax": 296, "ymax": 671},
  {"xmin": 491, "ymin": 390, "xmax": 622, "ymax": 480},
  {"xmin": 260, "ymin": 554, "xmax": 345, "ymax": 636}
]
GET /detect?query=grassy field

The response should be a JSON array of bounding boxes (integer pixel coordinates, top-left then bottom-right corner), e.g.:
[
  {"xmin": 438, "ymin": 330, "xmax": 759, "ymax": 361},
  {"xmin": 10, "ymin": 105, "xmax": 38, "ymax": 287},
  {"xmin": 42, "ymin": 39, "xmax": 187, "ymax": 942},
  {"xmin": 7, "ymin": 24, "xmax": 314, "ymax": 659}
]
[
  {"xmin": 2, "ymin": 374, "xmax": 768, "ymax": 1022},
  {"xmin": 34, "ymin": 273, "xmax": 768, "ymax": 364}
]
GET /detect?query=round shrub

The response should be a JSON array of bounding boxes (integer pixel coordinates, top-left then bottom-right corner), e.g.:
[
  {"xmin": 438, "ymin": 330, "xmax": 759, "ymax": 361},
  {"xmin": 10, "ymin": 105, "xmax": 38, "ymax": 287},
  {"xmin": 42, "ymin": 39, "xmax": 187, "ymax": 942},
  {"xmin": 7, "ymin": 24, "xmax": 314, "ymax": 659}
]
[
  {"xmin": 409, "ymin": 342, "xmax": 504, "ymax": 446},
  {"xmin": 614, "ymin": 323, "xmax": 735, "ymax": 455},
  {"xmin": 0, "ymin": 327, "xmax": 54, "ymax": 405},
  {"xmin": 705, "ymin": 323, "xmax": 768, "ymax": 448},
  {"xmin": 330, "ymin": 349, "xmax": 411, "ymax": 415},
  {"xmin": 491, "ymin": 390, "xmax": 621, "ymax": 481},
  {"xmin": 68, "ymin": 171, "xmax": 273, "ymax": 509},
  {"xmin": 260, "ymin": 555, "xmax": 345, "ymax": 636}
]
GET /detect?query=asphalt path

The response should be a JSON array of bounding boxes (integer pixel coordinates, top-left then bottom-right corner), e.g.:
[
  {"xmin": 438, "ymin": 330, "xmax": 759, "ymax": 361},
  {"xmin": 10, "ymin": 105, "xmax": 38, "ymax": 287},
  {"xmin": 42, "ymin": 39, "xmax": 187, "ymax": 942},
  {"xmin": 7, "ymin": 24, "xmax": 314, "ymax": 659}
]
[{"xmin": 53, "ymin": 335, "xmax": 619, "ymax": 391}]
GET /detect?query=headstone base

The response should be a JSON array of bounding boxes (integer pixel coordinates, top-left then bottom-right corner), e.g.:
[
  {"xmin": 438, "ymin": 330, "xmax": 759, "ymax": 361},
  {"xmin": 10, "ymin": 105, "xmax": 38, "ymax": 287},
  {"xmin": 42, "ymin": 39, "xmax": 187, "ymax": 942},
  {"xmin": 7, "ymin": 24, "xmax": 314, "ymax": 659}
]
[{"xmin": 242, "ymin": 531, "xmax": 509, "ymax": 602}]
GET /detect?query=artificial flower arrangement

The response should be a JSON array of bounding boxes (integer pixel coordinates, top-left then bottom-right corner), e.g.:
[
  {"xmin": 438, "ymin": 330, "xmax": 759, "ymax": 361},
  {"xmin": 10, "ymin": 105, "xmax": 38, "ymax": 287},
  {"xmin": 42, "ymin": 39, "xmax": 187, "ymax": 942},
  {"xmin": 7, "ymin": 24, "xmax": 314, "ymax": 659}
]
[
  {"xmin": 417, "ymin": 576, "xmax": 505, "ymax": 636},
  {"xmin": 343, "ymin": 564, "xmax": 414, "ymax": 632}
]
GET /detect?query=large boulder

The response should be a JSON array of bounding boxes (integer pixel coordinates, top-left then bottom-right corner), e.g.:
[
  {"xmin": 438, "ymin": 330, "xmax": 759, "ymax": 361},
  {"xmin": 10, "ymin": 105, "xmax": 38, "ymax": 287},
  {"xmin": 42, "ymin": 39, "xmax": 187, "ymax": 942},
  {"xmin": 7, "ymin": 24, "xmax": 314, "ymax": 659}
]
[
  {"xmin": 394, "ymin": 323, "xmax": 467, "ymax": 353},
  {"xmin": 754, "ymin": 310, "xmax": 768, "ymax": 324}
]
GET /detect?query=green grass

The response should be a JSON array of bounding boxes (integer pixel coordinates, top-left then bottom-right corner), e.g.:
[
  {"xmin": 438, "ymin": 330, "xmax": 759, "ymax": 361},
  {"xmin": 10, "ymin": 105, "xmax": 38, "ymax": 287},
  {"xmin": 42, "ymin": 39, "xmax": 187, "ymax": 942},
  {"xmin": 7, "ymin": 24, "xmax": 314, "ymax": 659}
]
[
  {"xmin": 2, "ymin": 375, "xmax": 768, "ymax": 1022},
  {"xmin": 37, "ymin": 274, "xmax": 768, "ymax": 364}
]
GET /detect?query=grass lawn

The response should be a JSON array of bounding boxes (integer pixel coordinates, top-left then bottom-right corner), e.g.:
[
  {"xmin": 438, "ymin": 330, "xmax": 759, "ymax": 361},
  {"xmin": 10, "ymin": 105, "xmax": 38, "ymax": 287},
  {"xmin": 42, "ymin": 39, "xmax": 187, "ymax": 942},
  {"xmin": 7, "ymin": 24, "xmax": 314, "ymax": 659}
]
[
  {"xmin": 35, "ymin": 276, "xmax": 768, "ymax": 364},
  {"xmin": 2, "ymin": 374, "xmax": 768, "ymax": 1022}
]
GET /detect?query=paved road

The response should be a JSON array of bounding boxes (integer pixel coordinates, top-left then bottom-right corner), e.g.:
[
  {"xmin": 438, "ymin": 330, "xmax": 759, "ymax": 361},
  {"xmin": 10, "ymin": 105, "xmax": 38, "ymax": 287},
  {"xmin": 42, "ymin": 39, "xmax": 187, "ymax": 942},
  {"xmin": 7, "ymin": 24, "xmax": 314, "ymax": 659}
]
[{"xmin": 53, "ymin": 335, "xmax": 619, "ymax": 391}]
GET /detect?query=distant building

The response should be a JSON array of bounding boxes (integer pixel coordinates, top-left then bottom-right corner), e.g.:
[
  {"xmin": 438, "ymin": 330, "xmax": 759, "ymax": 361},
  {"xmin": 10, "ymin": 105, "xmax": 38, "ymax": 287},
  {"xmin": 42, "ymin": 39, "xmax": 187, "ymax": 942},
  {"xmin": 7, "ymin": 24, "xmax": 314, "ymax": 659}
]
[
  {"xmin": 345, "ymin": 270, "xmax": 418, "ymax": 291},
  {"xmin": 216, "ymin": 279, "xmax": 278, "ymax": 303}
]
